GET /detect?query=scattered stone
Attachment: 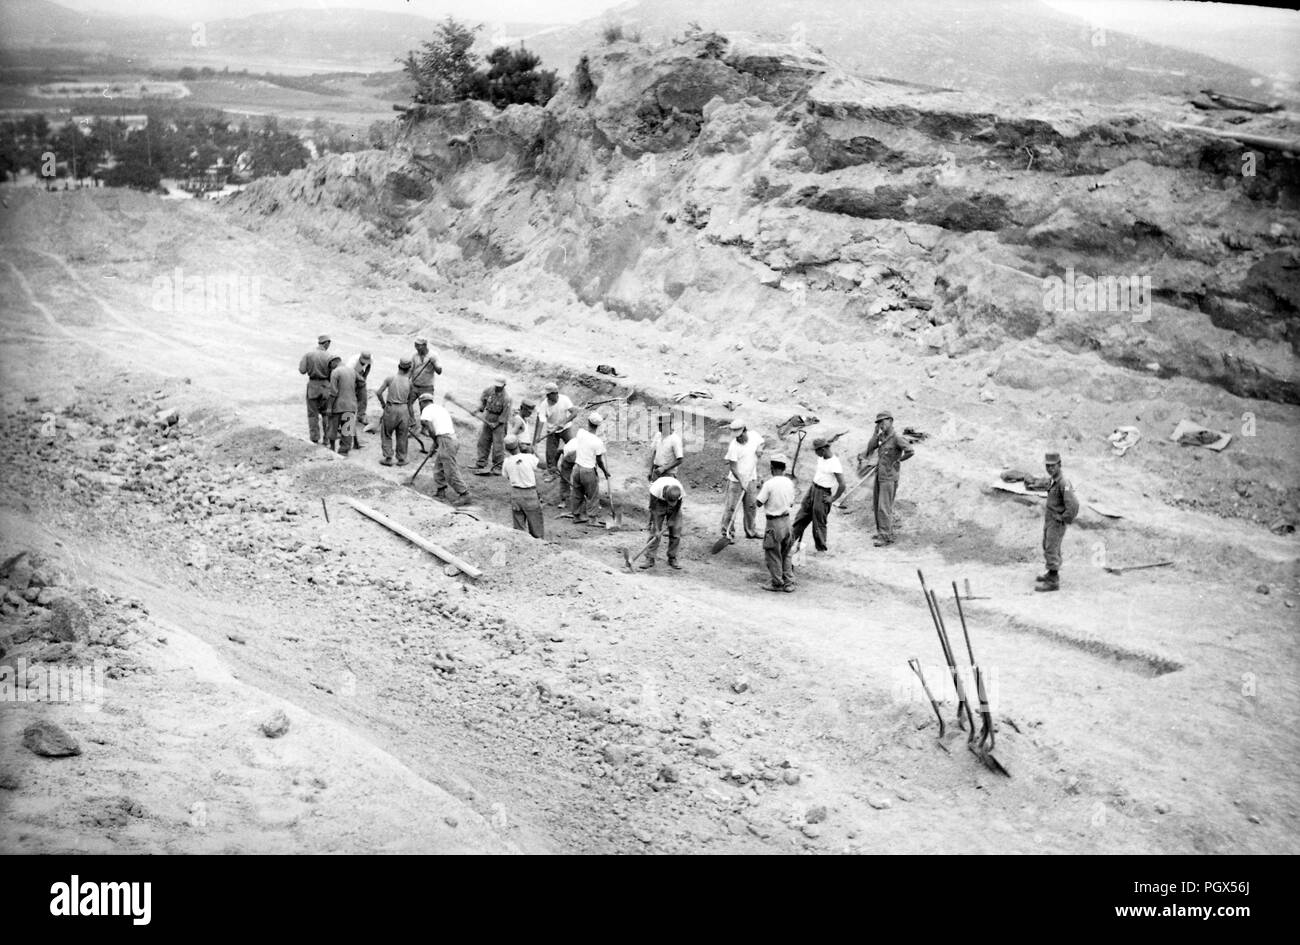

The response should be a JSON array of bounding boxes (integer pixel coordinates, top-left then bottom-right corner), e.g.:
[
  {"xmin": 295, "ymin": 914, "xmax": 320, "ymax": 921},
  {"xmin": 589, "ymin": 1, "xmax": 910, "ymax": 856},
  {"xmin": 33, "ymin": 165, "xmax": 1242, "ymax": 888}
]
[
  {"xmin": 601, "ymin": 744, "xmax": 628, "ymax": 766},
  {"xmin": 260, "ymin": 709, "xmax": 291, "ymax": 739},
  {"xmin": 658, "ymin": 764, "xmax": 679, "ymax": 783},
  {"xmin": 1065, "ymin": 775, "xmax": 1081, "ymax": 795},
  {"xmin": 867, "ymin": 795, "xmax": 893, "ymax": 811},
  {"xmin": 1154, "ymin": 801, "xmax": 1171, "ymax": 814},
  {"xmin": 730, "ymin": 675, "xmax": 750, "ymax": 694},
  {"xmin": 695, "ymin": 740, "xmax": 721, "ymax": 759},
  {"xmin": 227, "ymin": 633, "xmax": 247, "ymax": 645},
  {"xmin": 1256, "ymin": 584, "xmax": 1269, "ymax": 595},
  {"xmin": 35, "ymin": 587, "xmax": 65, "ymax": 607},
  {"xmin": 22, "ymin": 720, "xmax": 81, "ymax": 757},
  {"xmin": 1247, "ymin": 814, "xmax": 1261, "ymax": 825},
  {"xmin": 46, "ymin": 596, "xmax": 91, "ymax": 643},
  {"xmin": 800, "ymin": 823, "xmax": 822, "ymax": 839},
  {"xmin": 444, "ymin": 816, "xmax": 459, "ymax": 828},
  {"xmin": 591, "ymin": 610, "xmax": 610, "ymax": 622},
  {"xmin": 783, "ymin": 769, "xmax": 801, "ymax": 786},
  {"xmin": 806, "ymin": 804, "xmax": 828, "ymax": 824}
]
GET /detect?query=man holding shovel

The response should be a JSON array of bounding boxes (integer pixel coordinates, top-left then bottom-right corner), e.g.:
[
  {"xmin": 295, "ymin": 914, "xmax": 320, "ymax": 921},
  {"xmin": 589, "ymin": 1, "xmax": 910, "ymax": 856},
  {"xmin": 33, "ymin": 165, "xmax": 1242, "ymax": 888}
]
[
  {"xmin": 792, "ymin": 436, "xmax": 847, "ymax": 554},
  {"xmin": 720, "ymin": 419, "xmax": 763, "ymax": 544},
  {"xmin": 417, "ymin": 393, "xmax": 471, "ymax": 505},
  {"xmin": 501, "ymin": 434, "xmax": 544, "ymax": 538},
  {"xmin": 472, "ymin": 376, "xmax": 512, "ymax": 476},
  {"xmin": 640, "ymin": 476, "xmax": 684, "ymax": 570},
  {"xmin": 564, "ymin": 412, "xmax": 609, "ymax": 525}
]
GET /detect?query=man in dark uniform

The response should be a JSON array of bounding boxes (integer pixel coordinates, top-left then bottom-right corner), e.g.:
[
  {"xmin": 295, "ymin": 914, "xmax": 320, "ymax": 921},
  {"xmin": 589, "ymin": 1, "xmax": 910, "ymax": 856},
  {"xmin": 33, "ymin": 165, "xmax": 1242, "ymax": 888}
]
[
  {"xmin": 473, "ymin": 375, "xmax": 511, "ymax": 475},
  {"xmin": 1037, "ymin": 451, "xmax": 1080, "ymax": 592},
  {"xmin": 297, "ymin": 333, "xmax": 334, "ymax": 445},
  {"xmin": 327, "ymin": 354, "xmax": 357, "ymax": 456},
  {"xmin": 351, "ymin": 351, "xmax": 372, "ymax": 448},
  {"xmin": 859, "ymin": 410, "xmax": 916, "ymax": 546},
  {"xmin": 375, "ymin": 358, "xmax": 415, "ymax": 466},
  {"xmin": 409, "ymin": 337, "xmax": 441, "ymax": 420}
]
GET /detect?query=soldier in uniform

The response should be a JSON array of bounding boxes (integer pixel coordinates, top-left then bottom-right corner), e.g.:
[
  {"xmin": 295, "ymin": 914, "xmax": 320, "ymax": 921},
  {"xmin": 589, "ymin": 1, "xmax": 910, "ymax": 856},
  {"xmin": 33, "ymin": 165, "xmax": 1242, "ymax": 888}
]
[
  {"xmin": 409, "ymin": 337, "xmax": 442, "ymax": 420},
  {"xmin": 473, "ymin": 375, "xmax": 512, "ymax": 475},
  {"xmin": 297, "ymin": 333, "xmax": 334, "ymax": 445},
  {"xmin": 375, "ymin": 358, "xmax": 415, "ymax": 466},
  {"xmin": 351, "ymin": 351, "xmax": 372, "ymax": 448},
  {"xmin": 326, "ymin": 354, "xmax": 357, "ymax": 456},
  {"xmin": 859, "ymin": 410, "xmax": 916, "ymax": 546},
  {"xmin": 1037, "ymin": 451, "xmax": 1080, "ymax": 592}
]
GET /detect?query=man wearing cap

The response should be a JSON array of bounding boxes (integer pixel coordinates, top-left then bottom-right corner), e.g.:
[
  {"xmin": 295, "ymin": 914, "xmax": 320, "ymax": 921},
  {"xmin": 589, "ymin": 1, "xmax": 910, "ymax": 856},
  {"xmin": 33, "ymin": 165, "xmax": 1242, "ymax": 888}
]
[
  {"xmin": 1036, "ymin": 452, "xmax": 1080, "ymax": 592},
  {"xmin": 509, "ymin": 398, "xmax": 543, "ymax": 453},
  {"xmin": 542, "ymin": 382, "xmax": 579, "ymax": 479},
  {"xmin": 326, "ymin": 353, "xmax": 358, "ymax": 456},
  {"xmin": 375, "ymin": 358, "xmax": 415, "ymax": 466},
  {"xmin": 297, "ymin": 333, "xmax": 334, "ymax": 445},
  {"xmin": 501, "ymin": 434, "xmax": 544, "ymax": 538},
  {"xmin": 409, "ymin": 338, "xmax": 442, "ymax": 420},
  {"xmin": 418, "ymin": 393, "xmax": 471, "ymax": 503},
  {"xmin": 720, "ymin": 419, "xmax": 763, "ymax": 543},
  {"xmin": 563, "ymin": 413, "xmax": 609, "ymax": 524},
  {"xmin": 641, "ymin": 475, "xmax": 684, "ymax": 570},
  {"xmin": 473, "ymin": 376, "xmax": 512, "ymax": 475},
  {"xmin": 756, "ymin": 453, "xmax": 797, "ymax": 591},
  {"xmin": 351, "ymin": 351, "xmax": 373, "ymax": 448},
  {"xmin": 792, "ymin": 435, "xmax": 847, "ymax": 553},
  {"xmin": 648, "ymin": 411, "xmax": 684, "ymax": 481},
  {"xmin": 859, "ymin": 410, "xmax": 915, "ymax": 546}
]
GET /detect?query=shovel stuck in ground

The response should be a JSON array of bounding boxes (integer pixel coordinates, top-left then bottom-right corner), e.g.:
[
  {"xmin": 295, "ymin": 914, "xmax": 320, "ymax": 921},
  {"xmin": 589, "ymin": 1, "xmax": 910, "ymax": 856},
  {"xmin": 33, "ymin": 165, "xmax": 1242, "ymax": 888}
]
[
  {"xmin": 1104, "ymin": 560, "xmax": 1173, "ymax": 575},
  {"xmin": 622, "ymin": 526, "xmax": 664, "ymax": 572},
  {"xmin": 951, "ymin": 580, "xmax": 1009, "ymax": 777}
]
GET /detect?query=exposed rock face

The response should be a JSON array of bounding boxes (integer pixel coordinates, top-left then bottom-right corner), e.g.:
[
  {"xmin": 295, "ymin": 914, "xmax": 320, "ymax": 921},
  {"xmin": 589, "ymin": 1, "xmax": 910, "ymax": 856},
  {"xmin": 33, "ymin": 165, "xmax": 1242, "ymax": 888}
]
[{"xmin": 231, "ymin": 35, "xmax": 1300, "ymax": 403}]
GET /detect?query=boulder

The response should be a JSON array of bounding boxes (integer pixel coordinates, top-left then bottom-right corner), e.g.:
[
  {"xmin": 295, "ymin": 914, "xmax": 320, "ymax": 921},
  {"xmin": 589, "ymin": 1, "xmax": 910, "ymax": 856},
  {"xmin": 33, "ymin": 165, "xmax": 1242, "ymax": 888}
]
[{"xmin": 22, "ymin": 720, "xmax": 81, "ymax": 757}]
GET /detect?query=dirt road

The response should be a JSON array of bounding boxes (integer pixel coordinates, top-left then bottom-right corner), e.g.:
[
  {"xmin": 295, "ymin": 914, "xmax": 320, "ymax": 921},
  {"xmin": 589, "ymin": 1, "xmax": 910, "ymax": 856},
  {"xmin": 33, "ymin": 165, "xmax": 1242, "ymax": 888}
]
[{"xmin": 1, "ymin": 187, "xmax": 1296, "ymax": 853}]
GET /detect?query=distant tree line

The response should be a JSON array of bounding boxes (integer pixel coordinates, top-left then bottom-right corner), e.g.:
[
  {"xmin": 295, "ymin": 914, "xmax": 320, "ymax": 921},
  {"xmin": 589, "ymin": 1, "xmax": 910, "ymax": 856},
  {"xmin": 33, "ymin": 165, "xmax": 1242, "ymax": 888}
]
[
  {"xmin": 402, "ymin": 17, "xmax": 558, "ymax": 109},
  {"xmin": 0, "ymin": 107, "xmax": 330, "ymax": 191}
]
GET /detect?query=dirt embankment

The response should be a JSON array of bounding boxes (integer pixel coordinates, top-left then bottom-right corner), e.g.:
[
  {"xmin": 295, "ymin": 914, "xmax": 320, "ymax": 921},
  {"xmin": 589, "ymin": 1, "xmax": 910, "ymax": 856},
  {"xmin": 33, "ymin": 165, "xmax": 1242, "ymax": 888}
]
[{"xmin": 231, "ymin": 35, "xmax": 1299, "ymax": 404}]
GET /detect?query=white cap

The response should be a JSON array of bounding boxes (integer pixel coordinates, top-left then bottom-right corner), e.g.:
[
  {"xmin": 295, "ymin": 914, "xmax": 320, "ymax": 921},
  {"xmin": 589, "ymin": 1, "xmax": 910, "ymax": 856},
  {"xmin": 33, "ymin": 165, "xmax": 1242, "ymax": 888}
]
[
  {"xmin": 729, "ymin": 418, "xmax": 745, "ymax": 431},
  {"xmin": 588, "ymin": 411, "xmax": 603, "ymax": 425}
]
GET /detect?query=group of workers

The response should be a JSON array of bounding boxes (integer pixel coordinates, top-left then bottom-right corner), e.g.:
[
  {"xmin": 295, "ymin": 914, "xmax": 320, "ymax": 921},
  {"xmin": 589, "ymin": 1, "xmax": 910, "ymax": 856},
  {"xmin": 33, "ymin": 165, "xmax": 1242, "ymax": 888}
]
[{"xmin": 300, "ymin": 333, "xmax": 1080, "ymax": 592}]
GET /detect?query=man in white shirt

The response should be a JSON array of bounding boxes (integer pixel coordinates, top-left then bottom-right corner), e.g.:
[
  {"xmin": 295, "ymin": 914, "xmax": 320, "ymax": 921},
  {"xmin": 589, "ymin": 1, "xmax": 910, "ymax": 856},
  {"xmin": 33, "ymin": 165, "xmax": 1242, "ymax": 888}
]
[
  {"xmin": 720, "ymin": 419, "xmax": 763, "ymax": 543},
  {"xmin": 563, "ymin": 412, "xmax": 609, "ymax": 524},
  {"xmin": 641, "ymin": 475, "xmax": 684, "ymax": 570},
  {"xmin": 541, "ymin": 381, "xmax": 579, "ymax": 478},
  {"xmin": 418, "ymin": 393, "xmax": 470, "ymax": 505},
  {"xmin": 756, "ymin": 452, "xmax": 797, "ymax": 591},
  {"xmin": 792, "ymin": 436, "xmax": 847, "ymax": 552},
  {"xmin": 648, "ymin": 411, "xmax": 684, "ymax": 481},
  {"xmin": 501, "ymin": 435, "xmax": 544, "ymax": 538}
]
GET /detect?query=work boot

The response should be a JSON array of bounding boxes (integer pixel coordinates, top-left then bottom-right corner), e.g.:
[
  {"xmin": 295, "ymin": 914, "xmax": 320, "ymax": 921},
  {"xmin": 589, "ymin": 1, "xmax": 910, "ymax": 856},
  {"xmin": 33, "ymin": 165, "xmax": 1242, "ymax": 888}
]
[
  {"xmin": 435, "ymin": 488, "xmax": 447, "ymax": 499},
  {"xmin": 396, "ymin": 459, "xmax": 408, "ymax": 466},
  {"xmin": 452, "ymin": 492, "xmax": 472, "ymax": 506},
  {"xmin": 1034, "ymin": 572, "xmax": 1053, "ymax": 583},
  {"xmin": 380, "ymin": 458, "xmax": 394, "ymax": 467},
  {"xmin": 472, "ymin": 467, "xmax": 493, "ymax": 476},
  {"xmin": 639, "ymin": 559, "xmax": 656, "ymax": 570},
  {"xmin": 667, "ymin": 559, "xmax": 682, "ymax": 570},
  {"xmin": 1035, "ymin": 571, "xmax": 1060, "ymax": 592},
  {"xmin": 352, "ymin": 436, "xmax": 362, "ymax": 450}
]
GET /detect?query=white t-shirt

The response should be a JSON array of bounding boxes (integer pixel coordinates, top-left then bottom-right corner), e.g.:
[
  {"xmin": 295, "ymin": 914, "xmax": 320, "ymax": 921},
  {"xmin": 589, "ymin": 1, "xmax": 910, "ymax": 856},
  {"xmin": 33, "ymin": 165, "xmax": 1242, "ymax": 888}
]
[
  {"xmin": 419, "ymin": 403, "xmax": 455, "ymax": 437},
  {"xmin": 649, "ymin": 476, "xmax": 683, "ymax": 501},
  {"xmin": 502, "ymin": 452, "xmax": 540, "ymax": 488},
  {"xmin": 544, "ymin": 394, "xmax": 575, "ymax": 433},
  {"xmin": 756, "ymin": 475, "xmax": 796, "ymax": 516},
  {"xmin": 652, "ymin": 431, "xmax": 684, "ymax": 468},
  {"xmin": 725, "ymin": 435, "xmax": 761, "ymax": 484},
  {"xmin": 812, "ymin": 454, "xmax": 844, "ymax": 489},
  {"xmin": 571, "ymin": 428, "xmax": 605, "ymax": 468}
]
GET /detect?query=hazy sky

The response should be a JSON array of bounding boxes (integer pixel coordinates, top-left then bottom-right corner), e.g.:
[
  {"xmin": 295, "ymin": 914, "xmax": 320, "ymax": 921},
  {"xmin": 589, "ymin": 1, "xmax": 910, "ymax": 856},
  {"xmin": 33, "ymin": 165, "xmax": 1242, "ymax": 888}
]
[{"xmin": 60, "ymin": 0, "xmax": 627, "ymax": 22}]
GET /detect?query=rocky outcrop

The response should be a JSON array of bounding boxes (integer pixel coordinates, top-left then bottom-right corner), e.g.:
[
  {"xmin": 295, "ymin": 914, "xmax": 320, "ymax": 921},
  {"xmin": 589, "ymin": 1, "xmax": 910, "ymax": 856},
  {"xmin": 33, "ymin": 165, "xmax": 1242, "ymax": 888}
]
[{"xmin": 231, "ymin": 35, "xmax": 1300, "ymax": 403}]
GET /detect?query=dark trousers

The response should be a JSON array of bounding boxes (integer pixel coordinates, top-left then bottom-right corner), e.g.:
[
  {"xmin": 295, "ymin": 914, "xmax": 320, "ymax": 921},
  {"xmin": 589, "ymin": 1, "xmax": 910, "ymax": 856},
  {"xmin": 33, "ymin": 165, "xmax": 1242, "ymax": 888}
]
[
  {"xmin": 720, "ymin": 479, "xmax": 758, "ymax": 539},
  {"xmin": 306, "ymin": 390, "xmax": 329, "ymax": 443},
  {"xmin": 763, "ymin": 514, "xmax": 794, "ymax": 588},
  {"xmin": 646, "ymin": 497, "xmax": 682, "ymax": 563},
  {"xmin": 381, "ymin": 405, "xmax": 410, "ymax": 462},
  {"xmin": 1043, "ymin": 516, "xmax": 1066, "ymax": 570},
  {"xmin": 511, "ymin": 487, "xmax": 544, "ymax": 539},
  {"xmin": 874, "ymin": 475, "xmax": 899, "ymax": 539},
  {"xmin": 569, "ymin": 465, "xmax": 600, "ymax": 519},
  {"xmin": 792, "ymin": 484, "xmax": 832, "ymax": 551},
  {"xmin": 476, "ymin": 421, "xmax": 505, "ymax": 471},
  {"xmin": 546, "ymin": 427, "xmax": 576, "ymax": 473},
  {"xmin": 433, "ymin": 434, "xmax": 468, "ymax": 495},
  {"xmin": 557, "ymin": 453, "xmax": 576, "ymax": 504},
  {"xmin": 326, "ymin": 412, "xmax": 355, "ymax": 454}
]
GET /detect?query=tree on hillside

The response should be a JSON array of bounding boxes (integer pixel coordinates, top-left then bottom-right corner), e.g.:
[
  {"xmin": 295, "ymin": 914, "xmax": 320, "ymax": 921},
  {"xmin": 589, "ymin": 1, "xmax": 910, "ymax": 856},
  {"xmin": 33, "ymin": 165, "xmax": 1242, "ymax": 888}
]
[
  {"xmin": 402, "ymin": 16, "xmax": 482, "ymax": 105},
  {"xmin": 480, "ymin": 46, "xmax": 558, "ymax": 107}
]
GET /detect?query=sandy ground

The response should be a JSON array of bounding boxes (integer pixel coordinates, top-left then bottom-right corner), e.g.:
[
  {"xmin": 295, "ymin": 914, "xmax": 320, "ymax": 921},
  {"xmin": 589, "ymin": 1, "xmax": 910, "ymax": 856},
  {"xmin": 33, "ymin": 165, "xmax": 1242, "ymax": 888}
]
[{"xmin": 0, "ymin": 186, "xmax": 1297, "ymax": 854}]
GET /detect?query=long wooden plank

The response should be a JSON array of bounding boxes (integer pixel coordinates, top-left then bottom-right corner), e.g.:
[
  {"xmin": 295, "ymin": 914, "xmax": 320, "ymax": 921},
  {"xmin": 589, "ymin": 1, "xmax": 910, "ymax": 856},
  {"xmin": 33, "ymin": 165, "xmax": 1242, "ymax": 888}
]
[{"xmin": 341, "ymin": 497, "xmax": 483, "ymax": 579}]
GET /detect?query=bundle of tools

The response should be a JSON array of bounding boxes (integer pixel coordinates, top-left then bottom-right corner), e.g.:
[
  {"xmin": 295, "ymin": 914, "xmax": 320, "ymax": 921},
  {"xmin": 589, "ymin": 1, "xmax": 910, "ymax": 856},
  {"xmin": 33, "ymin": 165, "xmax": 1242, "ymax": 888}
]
[{"xmin": 910, "ymin": 570, "xmax": 1009, "ymax": 776}]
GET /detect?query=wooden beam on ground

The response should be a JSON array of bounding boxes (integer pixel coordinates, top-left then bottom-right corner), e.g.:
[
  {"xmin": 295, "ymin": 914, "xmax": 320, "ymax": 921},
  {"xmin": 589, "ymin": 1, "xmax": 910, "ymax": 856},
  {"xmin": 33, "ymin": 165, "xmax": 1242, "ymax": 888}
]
[{"xmin": 341, "ymin": 497, "xmax": 483, "ymax": 579}]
